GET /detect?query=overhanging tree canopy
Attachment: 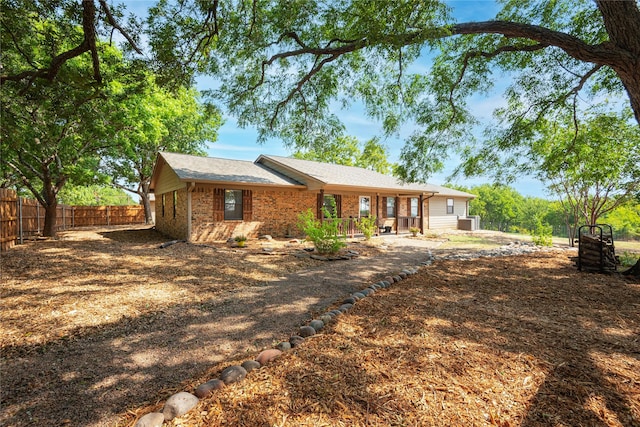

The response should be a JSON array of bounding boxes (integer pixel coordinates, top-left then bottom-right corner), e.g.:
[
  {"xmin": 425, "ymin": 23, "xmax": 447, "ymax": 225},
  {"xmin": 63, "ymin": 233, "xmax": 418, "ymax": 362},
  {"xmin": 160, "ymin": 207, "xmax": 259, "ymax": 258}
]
[{"xmin": 145, "ymin": 0, "xmax": 640, "ymax": 181}]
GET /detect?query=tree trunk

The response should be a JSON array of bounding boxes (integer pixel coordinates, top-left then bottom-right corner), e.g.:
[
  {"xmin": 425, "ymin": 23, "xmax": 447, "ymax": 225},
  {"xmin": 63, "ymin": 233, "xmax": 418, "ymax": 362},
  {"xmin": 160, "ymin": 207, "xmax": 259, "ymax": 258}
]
[
  {"xmin": 140, "ymin": 191, "xmax": 153, "ymax": 224},
  {"xmin": 595, "ymin": 0, "xmax": 640, "ymax": 126},
  {"xmin": 42, "ymin": 201, "xmax": 58, "ymax": 238}
]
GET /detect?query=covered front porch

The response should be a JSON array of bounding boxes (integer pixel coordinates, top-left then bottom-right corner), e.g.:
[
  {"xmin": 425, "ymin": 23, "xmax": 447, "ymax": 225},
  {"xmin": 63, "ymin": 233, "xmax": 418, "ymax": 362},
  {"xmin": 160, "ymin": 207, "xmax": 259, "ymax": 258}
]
[{"xmin": 329, "ymin": 215, "xmax": 423, "ymax": 237}]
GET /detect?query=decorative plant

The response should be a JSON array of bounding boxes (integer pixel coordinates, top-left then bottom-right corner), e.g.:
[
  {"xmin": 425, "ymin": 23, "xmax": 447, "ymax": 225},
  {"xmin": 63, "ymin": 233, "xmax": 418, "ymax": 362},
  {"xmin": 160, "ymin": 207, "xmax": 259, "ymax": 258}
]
[
  {"xmin": 409, "ymin": 226, "xmax": 420, "ymax": 237},
  {"xmin": 234, "ymin": 234, "xmax": 248, "ymax": 247},
  {"xmin": 357, "ymin": 216, "xmax": 378, "ymax": 240},
  {"xmin": 297, "ymin": 199, "xmax": 346, "ymax": 254},
  {"xmin": 530, "ymin": 220, "xmax": 553, "ymax": 247}
]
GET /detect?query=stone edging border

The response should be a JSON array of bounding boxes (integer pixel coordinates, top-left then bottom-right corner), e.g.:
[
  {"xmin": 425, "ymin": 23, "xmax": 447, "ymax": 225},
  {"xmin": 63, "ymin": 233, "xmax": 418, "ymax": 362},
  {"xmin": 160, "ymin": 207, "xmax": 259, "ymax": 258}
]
[
  {"xmin": 133, "ymin": 253, "xmax": 437, "ymax": 427},
  {"xmin": 134, "ymin": 244, "xmax": 561, "ymax": 426}
]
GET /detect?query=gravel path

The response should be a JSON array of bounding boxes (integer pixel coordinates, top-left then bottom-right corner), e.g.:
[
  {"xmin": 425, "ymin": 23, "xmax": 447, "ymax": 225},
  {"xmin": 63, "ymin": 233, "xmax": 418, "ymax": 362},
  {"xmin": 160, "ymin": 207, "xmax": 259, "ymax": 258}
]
[{"xmin": 1, "ymin": 235, "xmax": 440, "ymax": 427}]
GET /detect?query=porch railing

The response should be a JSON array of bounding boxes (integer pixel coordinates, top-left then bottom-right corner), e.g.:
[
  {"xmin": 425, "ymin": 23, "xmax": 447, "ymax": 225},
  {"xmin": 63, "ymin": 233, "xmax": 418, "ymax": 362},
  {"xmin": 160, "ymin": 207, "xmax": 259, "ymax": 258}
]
[
  {"xmin": 397, "ymin": 216, "xmax": 421, "ymax": 232},
  {"xmin": 325, "ymin": 216, "xmax": 421, "ymax": 236}
]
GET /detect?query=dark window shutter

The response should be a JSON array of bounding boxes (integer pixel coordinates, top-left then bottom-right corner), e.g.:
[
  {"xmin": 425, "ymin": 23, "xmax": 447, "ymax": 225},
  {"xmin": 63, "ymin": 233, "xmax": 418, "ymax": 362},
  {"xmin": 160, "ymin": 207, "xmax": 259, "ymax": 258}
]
[
  {"xmin": 242, "ymin": 190, "xmax": 252, "ymax": 221},
  {"xmin": 407, "ymin": 198, "xmax": 412, "ymax": 216},
  {"xmin": 381, "ymin": 197, "xmax": 387, "ymax": 218},
  {"xmin": 213, "ymin": 188, "xmax": 224, "ymax": 221}
]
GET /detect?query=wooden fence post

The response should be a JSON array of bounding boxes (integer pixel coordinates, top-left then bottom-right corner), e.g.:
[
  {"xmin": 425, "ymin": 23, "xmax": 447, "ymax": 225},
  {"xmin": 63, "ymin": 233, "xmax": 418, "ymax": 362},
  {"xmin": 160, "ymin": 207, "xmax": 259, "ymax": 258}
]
[{"xmin": 18, "ymin": 196, "xmax": 23, "ymax": 244}]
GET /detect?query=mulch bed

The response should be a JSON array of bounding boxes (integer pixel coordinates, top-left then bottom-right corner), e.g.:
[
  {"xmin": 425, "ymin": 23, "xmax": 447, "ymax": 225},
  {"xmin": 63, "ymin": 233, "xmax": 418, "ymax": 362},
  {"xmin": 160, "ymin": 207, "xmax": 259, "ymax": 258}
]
[
  {"xmin": 124, "ymin": 252, "xmax": 640, "ymax": 426},
  {"xmin": 2, "ymin": 226, "xmax": 638, "ymax": 426}
]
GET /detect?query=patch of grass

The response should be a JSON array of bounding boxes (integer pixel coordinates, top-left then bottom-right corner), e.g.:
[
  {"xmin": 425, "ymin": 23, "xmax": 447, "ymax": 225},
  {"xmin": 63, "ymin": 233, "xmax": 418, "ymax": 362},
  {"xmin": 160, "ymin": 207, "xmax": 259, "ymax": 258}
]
[
  {"xmin": 438, "ymin": 235, "xmax": 505, "ymax": 250},
  {"xmin": 615, "ymin": 240, "xmax": 640, "ymax": 252}
]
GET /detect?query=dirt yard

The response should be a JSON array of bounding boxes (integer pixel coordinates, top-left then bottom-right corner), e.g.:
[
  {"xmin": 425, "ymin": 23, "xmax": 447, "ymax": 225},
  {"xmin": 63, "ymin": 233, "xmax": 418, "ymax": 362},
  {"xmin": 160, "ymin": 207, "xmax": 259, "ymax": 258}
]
[{"xmin": 1, "ymin": 226, "xmax": 639, "ymax": 427}]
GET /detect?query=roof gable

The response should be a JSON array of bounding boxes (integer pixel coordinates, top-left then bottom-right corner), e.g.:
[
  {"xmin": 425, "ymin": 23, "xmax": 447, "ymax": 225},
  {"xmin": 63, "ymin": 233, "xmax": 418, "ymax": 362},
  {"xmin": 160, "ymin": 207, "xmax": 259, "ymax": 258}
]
[{"xmin": 150, "ymin": 152, "xmax": 304, "ymax": 190}]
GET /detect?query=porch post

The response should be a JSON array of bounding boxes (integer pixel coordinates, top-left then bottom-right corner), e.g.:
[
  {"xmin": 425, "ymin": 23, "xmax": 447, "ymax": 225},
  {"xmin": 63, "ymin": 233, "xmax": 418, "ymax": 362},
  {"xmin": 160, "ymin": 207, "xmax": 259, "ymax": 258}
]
[
  {"xmin": 419, "ymin": 194, "xmax": 424, "ymax": 234},
  {"xmin": 395, "ymin": 196, "xmax": 400, "ymax": 235},
  {"xmin": 318, "ymin": 189, "xmax": 324, "ymax": 223}
]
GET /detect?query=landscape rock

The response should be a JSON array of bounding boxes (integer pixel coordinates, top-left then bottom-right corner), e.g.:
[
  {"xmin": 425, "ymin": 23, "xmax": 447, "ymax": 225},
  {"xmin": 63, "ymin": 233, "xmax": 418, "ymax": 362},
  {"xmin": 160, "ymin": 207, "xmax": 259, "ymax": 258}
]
[
  {"xmin": 220, "ymin": 365, "xmax": 247, "ymax": 384},
  {"xmin": 293, "ymin": 252, "xmax": 310, "ymax": 258},
  {"xmin": 353, "ymin": 292, "xmax": 366, "ymax": 299},
  {"xmin": 276, "ymin": 341, "xmax": 292, "ymax": 351},
  {"xmin": 256, "ymin": 349, "xmax": 282, "ymax": 365},
  {"xmin": 309, "ymin": 319, "xmax": 324, "ymax": 331},
  {"xmin": 259, "ymin": 235, "xmax": 273, "ymax": 240},
  {"xmin": 319, "ymin": 314, "xmax": 332, "ymax": 324},
  {"xmin": 134, "ymin": 412, "xmax": 165, "ymax": 427},
  {"xmin": 162, "ymin": 392, "xmax": 199, "ymax": 421},
  {"xmin": 299, "ymin": 325, "xmax": 316, "ymax": 337},
  {"xmin": 241, "ymin": 360, "xmax": 261, "ymax": 372},
  {"xmin": 194, "ymin": 379, "xmax": 225, "ymax": 398},
  {"xmin": 289, "ymin": 335, "xmax": 305, "ymax": 347},
  {"xmin": 338, "ymin": 303, "xmax": 353, "ymax": 312},
  {"xmin": 310, "ymin": 254, "xmax": 329, "ymax": 261},
  {"xmin": 399, "ymin": 272, "xmax": 408, "ymax": 279},
  {"xmin": 343, "ymin": 297, "xmax": 357, "ymax": 304}
]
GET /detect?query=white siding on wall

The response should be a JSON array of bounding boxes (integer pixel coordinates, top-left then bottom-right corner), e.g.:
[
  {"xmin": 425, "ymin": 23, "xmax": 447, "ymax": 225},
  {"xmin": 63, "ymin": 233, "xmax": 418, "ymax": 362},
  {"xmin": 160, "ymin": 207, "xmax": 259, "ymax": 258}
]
[{"xmin": 428, "ymin": 196, "xmax": 468, "ymax": 230}]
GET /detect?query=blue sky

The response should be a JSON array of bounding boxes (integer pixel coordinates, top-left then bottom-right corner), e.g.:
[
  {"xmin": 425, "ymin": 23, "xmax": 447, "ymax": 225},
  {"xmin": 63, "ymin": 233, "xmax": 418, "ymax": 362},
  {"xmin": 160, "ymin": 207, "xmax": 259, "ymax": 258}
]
[{"xmin": 125, "ymin": 0, "xmax": 550, "ymax": 198}]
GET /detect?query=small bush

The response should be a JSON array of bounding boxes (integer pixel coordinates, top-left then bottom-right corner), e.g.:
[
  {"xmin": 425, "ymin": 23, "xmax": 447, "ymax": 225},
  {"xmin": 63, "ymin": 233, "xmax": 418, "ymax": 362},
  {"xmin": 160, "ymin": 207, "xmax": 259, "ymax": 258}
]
[
  {"xmin": 297, "ymin": 201, "xmax": 346, "ymax": 254},
  {"xmin": 357, "ymin": 216, "xmax": 378, "ymax": 240},
  {"xmin": 531, "ymin": 221, "xmax": 553, "ymax": 247},
  {"xmin": 619, "ymin": 251, "xmax": 640, "ymax": 267},
  {"xmin": 409, "ymin": 226, "xmax": 420, "ymax": 236}
]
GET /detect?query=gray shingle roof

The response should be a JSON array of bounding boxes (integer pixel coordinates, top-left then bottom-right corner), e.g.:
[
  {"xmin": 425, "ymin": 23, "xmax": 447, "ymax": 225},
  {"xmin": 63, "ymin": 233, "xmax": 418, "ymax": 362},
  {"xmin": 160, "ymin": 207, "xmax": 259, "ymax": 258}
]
[
  {"xmin": 158, "ymin": 152, "xmax": 303, "ymax": 186},
  {"xmin": 257, "ymin": 155, "xmax": 475, "ymax": 197},
  {"xmin": 155, "ymin": 152, "xmax": 475, "ymax": 198}
]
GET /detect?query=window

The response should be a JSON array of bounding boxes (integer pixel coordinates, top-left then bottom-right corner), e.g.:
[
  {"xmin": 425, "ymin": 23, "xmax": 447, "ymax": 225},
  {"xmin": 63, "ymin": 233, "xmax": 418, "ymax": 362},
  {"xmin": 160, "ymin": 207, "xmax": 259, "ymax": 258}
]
[
  {"xmin": 386, "ymin": 197, "xmax": 395, "ymax": 217},
  {"xmin": 447, "ymin": 198, "xmax": 454, "ymax": 214},
  {"xmin": 173, "ymin": 191, "xmax": 177, "ymax": 219},
  {"xmin": 359, "ymin": 196, "xmax": 371, "ymax": 217},
  {"xmin": 225, "ymin": 189, "xmax": 243, "ymax": 220},
  {"xmin": 321, "ymin": 194, "xmax": 335, "ymax": 218},
  {"xmin": 410, "ymin": 198, "xmax": 419, "ymax": 217}
]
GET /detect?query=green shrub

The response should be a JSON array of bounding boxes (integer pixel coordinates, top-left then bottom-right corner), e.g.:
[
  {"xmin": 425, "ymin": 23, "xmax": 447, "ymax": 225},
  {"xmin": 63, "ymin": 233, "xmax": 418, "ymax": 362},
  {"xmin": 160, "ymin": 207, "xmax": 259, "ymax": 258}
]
[
  {"xmin": 531, "ymin": 221, "xmax": 553, "ymax": 247},
  {"xmin": 357, "ymin": 216, "xmax": 378, "ymax": 240},
  {"xmin": 619, "ymin": 251, "xmax": 640, "ymax": 267},
  {"xmin": 297, "ymin": 201, "xmax": 346, "ymax": 254}
]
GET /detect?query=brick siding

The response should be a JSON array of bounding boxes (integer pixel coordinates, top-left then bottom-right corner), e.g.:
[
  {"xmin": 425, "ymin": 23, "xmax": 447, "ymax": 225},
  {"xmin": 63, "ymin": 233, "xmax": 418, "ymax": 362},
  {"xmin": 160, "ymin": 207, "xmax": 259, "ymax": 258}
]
[
  {"xmin": 155, "ymin": 188, "xmax": 189, "ymax": 240},
  {"xmin": 157, "ymin": 186, "xmax": 435, "ymax": 242}
]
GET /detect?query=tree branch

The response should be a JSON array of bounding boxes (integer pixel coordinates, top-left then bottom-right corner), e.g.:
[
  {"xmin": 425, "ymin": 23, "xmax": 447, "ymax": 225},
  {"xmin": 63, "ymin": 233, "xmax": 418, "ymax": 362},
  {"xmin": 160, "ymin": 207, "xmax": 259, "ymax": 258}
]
[
  {"xmin": 98, "ymin": 0, "xmax": 143, "ymax": 54},
  {"xmin": 270, "ymin": 53, "xmax": 341, "ymax": 129}
]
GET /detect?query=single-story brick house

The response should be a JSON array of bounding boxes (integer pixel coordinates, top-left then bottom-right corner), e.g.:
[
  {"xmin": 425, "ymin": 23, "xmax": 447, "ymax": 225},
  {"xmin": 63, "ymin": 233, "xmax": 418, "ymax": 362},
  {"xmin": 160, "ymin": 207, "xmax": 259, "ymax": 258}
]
[{"xmin": 149, "ymin": 152, "xmax": 478, "ymax": 242}]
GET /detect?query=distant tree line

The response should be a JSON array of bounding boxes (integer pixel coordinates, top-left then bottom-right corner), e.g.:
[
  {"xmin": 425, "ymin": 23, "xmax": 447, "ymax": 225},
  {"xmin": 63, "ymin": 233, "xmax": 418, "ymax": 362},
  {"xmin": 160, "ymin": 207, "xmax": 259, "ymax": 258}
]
[{"xmin": 458, "ymin": 184, "xmax": 640, "ymax": 242}]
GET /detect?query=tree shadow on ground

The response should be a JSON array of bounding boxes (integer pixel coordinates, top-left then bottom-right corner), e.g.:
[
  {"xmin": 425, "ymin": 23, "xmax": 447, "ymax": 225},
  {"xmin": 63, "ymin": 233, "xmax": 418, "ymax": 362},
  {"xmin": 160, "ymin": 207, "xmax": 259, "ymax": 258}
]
[{"xmin": 1, "ymin": 228, "xmax": 431, "ymax": 427}]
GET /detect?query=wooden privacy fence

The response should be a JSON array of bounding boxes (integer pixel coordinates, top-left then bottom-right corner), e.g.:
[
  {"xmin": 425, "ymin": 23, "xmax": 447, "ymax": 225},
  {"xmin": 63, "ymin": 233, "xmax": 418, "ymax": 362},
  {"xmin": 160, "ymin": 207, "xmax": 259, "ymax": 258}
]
[{"xmin": 0, "ymin": 188, "xmax": 145, "ymax": 252}]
